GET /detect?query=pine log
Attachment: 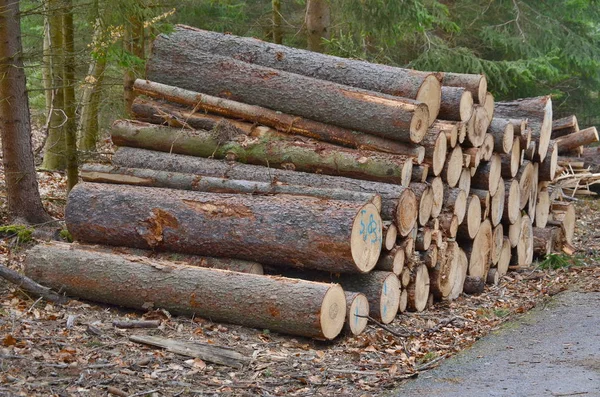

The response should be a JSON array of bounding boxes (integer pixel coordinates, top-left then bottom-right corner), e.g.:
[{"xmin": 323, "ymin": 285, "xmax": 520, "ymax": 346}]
[
  {"xmin": 520, "ymin": 128, "xmax": 532, "ymax": 157},
  {"xmin": 448, "ymin": 247, "xmax": 468, "ymax": 300},
  {"xmin": 471, "ymin": 154, "xmax": 502, "ymax": 196},
  {"xmin": 507, "ymin": 211, "xmax": 522, "ymax": 248},
  {"xmin": 438, "ymin": 213, "xmax": 459, "ymax": 239},
  {"xmin": 146, "ymin": 34, "xmax": 430, "ymax": 143},
  {"xmin": 497, "ymin": 237, "xmax": 511, "ymax": 276},
  {"xmin": 159, "ymin": 25, "xmax": 441, "ymax": 125},
  {"xmin": 439, "ymin": 72, "xmax": 487, "ymax": 104},
  {"xmin": 458, "ymin": 168, "xmax": 471, "ymax": 194},
  {"xmin": 525, "ymin": 140, "xmax": 537, "ymax": 161},
  {"xmin": 483, "ymin": 92, "xmax": 495, "ymax": 120},
  {"xmin": 439, "ymin": 86, "xmax": 473, "ymax": 121},
  {"xmin": 488, "ymin": 118, "xmax": 514, "ymax": 154},
  {"xmin": 430, "ymin": 241, "xmax": 458, "ymax": 299},
  {"xmin": 443, "ymin": 187, "xmax": 468, "ymax": 224},
  {"xmin": 344, "ymin": 292, "xmax": 370, "ymax": 336},
  {"xmin": 551, "ymin": 115, "xmax": 579, "ymax": 139},
  {"xmin": 432, "ymin": 120, "xmax": 460, "ymax": 149},
  {"xmin": 415, "ymin": 246, "xmax": 438, "ymax": 270},
  {"xmin": 549, "ymin": 202, "xmax": 576, "ymax": 245},
  {"xmin": 536, "ymin": 141, "xmax": 558, "ymax": 182},
  {"xmin": 111, "ymin": 120, "xmax": 415, "ymax": 186},
  {"xmin": 463, "ymin": 276, "xmax": 485, "ymax": 295},
  {"xmin": 399, "ymin": 289, "xmax": 408, "ymax": 313},
  {"xmin": 383, "ymin": 223, "xmax": 399, "ymax": 251},
  {"xmin": 480, "ymin": 133, "xmax": 495, "ymax": 161},
  {"xmin": 486, "ymin": 268, "xmax": 499, "ymax": 285},
  {"xmin": 555, "ymin": 127, "xmax": 599, "ymax": 154},
  {"xmin": 490, "ymin": 224, "xmax": 504, "ymax": 265},
  {"xmin": 25, "ymin": 244, "xmax": 347, "ymax": 340},
  {"xmin": 468, "ymin": 188, "xmax": 491, "ymax": 221},
  {"xmin": 412, "ymin": 165, "xmax": 429, "ymax": 183},
  {"xmin": 510, "ymin": 118, "xmax": 528, "ymax": 136},
  {"xmin": 400, "ymin": 267, "xmax": 411, "ymax": 288},
  {"xmin": 66, "ymin": 183, "xmax": 383, "ymax": 273},
  {"xmin": 532, "ymin": 227, "xmax": 553, "ymax": 258},
  {"xmin": 131, "ymin": 95, "xmax": 426, "ymax": 160},
  {"xmin": 503, "ymin": 179, "xmax": 521, "ymax": 225},
  {"xmin": 516, "ymin": 160, "xmax": 535, "ymax": 210},
  {"xmin": 463, "ymin": 219, "xmax": 492, "ymax": 278},
  {"xmin": 406, "ymin": 265, "xmax": 430, "ymax": 312},
  {"xmin": 529, "ymin": 163, "xmax": 539, "ymax": 224},
  {"xmin": 489, "ymin": 177, "xmax": 506, "ymax": 227},
  {"xmin": 535, "ymin": 188, "xmax": 550, "ymax": 228},
  {"xmin": 510, "ymin": 214, "xmax": 533, "ymax": 267},
  {"xmin": 463, "ymin": 147, "xmax": 481, "ymax": 169},
  {"xmin": 421, "ymin": 124, "xmax": 448, "ymax": 176},
  {"xmin": 500, "ymin": 138, "xmax": 521, "ymax": 178},
  {"xmin": 457, "ymin": 194, "xmax": 482, "ymax": 240},
  {"xmin": 427, "ymin": 176, "xmax": 446, "ymax": 218},
  {"xmin": 375, "ymin": 246, "xmax": 404, "ymax": 275},
  {"xmin": 463, "ymin": 106, "xmax": 489, "ymax": 147},
  {"xmin": 495, "ymin": 96, "xmax": 553, "ymax": 161},
  {"xmin": 415, "ymin": 228, "xmax": 432, "ymax": 251},
  {"xmin": 409, "ymin": 183, "xmax": 432, "ymax": 227},
  {"xmin": 400, "ymin": 237, "xmax": 416, "ymax": 259},
  {"xmin": 432, "ymin": 229, "xmax": 444, "ymax": 248},
  {"xmin": 442, "ymin": 146, "xmax": 464, "ymax": 188},
  {"xmin": 458, "ymin": 120, "xmax": 468, "ymax": 144},
  {"xmin": 111, "ymin": 148, "xmax": 419, "ymax": 236}
]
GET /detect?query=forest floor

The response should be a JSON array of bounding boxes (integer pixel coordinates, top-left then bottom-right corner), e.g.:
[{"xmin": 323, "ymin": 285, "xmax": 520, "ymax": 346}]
[{"xmin": 1, "ymin": 143, "xmax": 600, "ymax": 396}]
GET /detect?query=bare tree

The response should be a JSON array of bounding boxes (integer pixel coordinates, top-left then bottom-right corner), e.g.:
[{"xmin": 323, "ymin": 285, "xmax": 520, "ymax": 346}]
[{"xmin": 0, "ymin": 0, "xmax": 52, "ymax": 223}]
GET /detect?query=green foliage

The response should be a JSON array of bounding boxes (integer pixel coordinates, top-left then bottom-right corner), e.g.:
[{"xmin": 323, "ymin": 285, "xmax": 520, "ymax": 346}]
[
  {"xmin": 59, "ymin": 229, "xmax": 73, "ymax": 242},
  {"xmin": 0, "ymin": 225, "xmax": 34, "ymax": 245},
  {"xmin": 537, "ymin": 253, "xmax": 583, "ymax": 270}
]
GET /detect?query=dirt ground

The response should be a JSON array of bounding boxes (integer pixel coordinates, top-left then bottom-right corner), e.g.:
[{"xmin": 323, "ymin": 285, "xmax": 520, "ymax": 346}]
[{"xmin": 1, "ymin": 158, "xmax": 600, "ymax": 396}]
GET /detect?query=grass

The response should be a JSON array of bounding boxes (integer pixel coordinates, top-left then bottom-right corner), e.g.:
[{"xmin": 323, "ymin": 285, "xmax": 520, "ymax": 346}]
[
  {"xmin": 0, "ymin": 225, "xmax": 34, "ymax": 246},
  {"xmin": 537, "ymin": 253, "xmax": 584, "ymax": 270}
]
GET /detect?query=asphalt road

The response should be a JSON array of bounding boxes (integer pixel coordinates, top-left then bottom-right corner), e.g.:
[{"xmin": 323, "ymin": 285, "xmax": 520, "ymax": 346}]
[{"xmin": 394, "ymin": 291, "xmax": 600, "ymax": 397}]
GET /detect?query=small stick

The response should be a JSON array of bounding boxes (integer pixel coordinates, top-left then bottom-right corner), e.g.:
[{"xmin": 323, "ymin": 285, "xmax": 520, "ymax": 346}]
[
  {"xmin": 112, "ymin": 320, "xmax": 161, "ymax": 329},
  {"xmin": 0, "ymin": 263, "xmax": 67, "ymax": 304}
]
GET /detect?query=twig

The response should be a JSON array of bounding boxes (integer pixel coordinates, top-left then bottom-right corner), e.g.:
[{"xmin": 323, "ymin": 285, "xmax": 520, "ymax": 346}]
[
  {"xmin": 0, "ymin": 263, "xmax": 68, "ymax": 304},
  {"xmin": 415, "ymin": 354, "xmax": 449, "ymax": 372},
  {"xmin": 365, "ymin": 315, "xmax": 415, "ymax": 338},
  {"xmin": 113, "ymin": 320, "xmax": 161, "ymax": 329},
  {"xmin": 106, "ymin": 386, "xmax": 128, "ymax": 397},
  {"xmin": 423, "ymin": 316, "xmax": 460, "ymax": 335}
]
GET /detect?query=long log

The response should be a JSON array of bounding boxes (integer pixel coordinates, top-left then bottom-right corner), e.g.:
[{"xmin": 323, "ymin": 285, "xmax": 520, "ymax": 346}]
[
  {"xmin": 497, "ymin": 237, "xmax": 511, "ymax": 276},
  {"xmin": 157, "ymin": 25, "xmax": 441, "ymax": 125},
  {"xmin": 375, "ymin": 246, "xmax": 404, "ymax": 275},
  {"xmin": 131, "ymin": 91, "xmax": 426, "ymax": 159},
  {"xmin": 439, "ymin": 86, "xmax": 473, "ymax": 121},
  {"xmin": 412, "ymin": 165, "xmax": 429, "ymax": 183},
  {"xmin": 457, "ymin": 194, "xmax": 482, "ymax": 240},
  {"xmin": 510, "ymin": 214, "xmax": 533, "ymax": 267},
  {"xmin": 555, "ymin": 127, "xmax": 599, "ymax": 154},
  {"xmin": 489, "ymin": 177, "xmax": 506, "ymax": 227},
  {"xmin": 538, "ymin": 141, "xmax": 558, "ymax": 182},
  {"xmin": 421, "ymin": 123, "xmax": 448, "ymax": 176},
  {"xmin": 439, "ymin": 72, "xmax": 487, "ymax": 104},
  {"xmin": 427, "ymin": 176, "xmax": 445, "ymax": 218},
  {"xmin": 448, "ymin": 247, "xmax": 468, "ymax": 300},
  {"xmin": 111, "ymin": 148, "xmax": 420, "ymax": 235},
  {"xmin": 507, "ymin": 210, "xmax": 522, "ymax": 248},
  {"xmin": 495, "ymin": 96, "xmax": 552, "ymax": 161},
  {"xmin": 516, "ymin": 160, "xmax": 535, "ymax": 210},
  {"xmin": 535, "ymin": 187, "xmax": 550, "ymax": 228},
  {"xmin": 111, "ymin": 120, "xmax": 415, "ymax": 186},
  {"xmin": 490, "ymin": 224, "xmax": 504, "ymax": 265},
  {"xmin": 443, "ymin": 187, "xmax": 467, "ymax": 224},
  {"xmin": 430, "ymin": 241, "xmax": 458, "ymax": 300},
  {"xmin": 24, "ymin": 244, "xmax": 347, "ymax": 340},
  {"xmin": 146, "ymin": 33, "xmax": 430, "ymax": 143},
  {"xmin": 66, "ymin": 183, "xmax": 383, "ymax": 273}
]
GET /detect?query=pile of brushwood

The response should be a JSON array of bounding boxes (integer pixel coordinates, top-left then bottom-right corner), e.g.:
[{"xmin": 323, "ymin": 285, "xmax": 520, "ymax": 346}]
[{"xmin": 25, "ymin": 25, "xmax": 589, "ymax": 341}]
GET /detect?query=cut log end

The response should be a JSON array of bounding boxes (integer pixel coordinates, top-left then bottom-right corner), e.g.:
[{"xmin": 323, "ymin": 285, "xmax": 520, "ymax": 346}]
[
  {"xmin": 444, "ymin": 146, "xmax": 464, "ymax": 187},
  {"xmin": 351, "ymin": 203, "xmax": 384, "ymax": 273},
  {"xmin": 321, "ymin": 284, "xmax": 348, "ymax": 340},
  {"xmin": 407, "ymin": 265, "xmax": 430, "ymax": 312},
  {"xmin": 379, "ymin": 273, "xmax": 401, "ymax": 324},
  {"xmin": 411, "ymin": 104, "xmax": 431, "ymax": 143},
  {"xmin": 416, "ymin": 75, "xmax": 442, "ymax": 126},
  {"xmin": 395, "ymin": 189, "xmax": 418, "ymax": 236},
  {"xmin": 345, "ymin": 292, "xmax": 369, "ymax": 336}
]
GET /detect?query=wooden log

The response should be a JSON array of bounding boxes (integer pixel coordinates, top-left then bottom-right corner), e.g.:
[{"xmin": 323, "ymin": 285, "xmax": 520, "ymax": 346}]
[
  {"xmin": 111, "ymin": 148, "xmax": 419, "ymax": 236},
  {"xmin": 415, "ymin": 228, "xmax": 432, "ymax": 251},
  {"xmin": 537, "ymin": 141, "xmax": 558, "ymax": 182},
  {"xmin": 457, "ymin": 194, "xmax": 482, "ymax": 240},
  {"xmin": 111, "ymin": 120, "xmax": 416, "ymax": 186},
  {"xmin": 516, "ymin": 160, "xmax": 535, "ymax": 210},
  {"xmin": 483, "ymin": 92, "xmax": 495, "ymax": 120},
  {"xmin": 507, "ymin": 210, "xmax": 522, "ymax": 248},
  {"xmin": 406, "ymin": 265, "xmax": 430, "ymax": 312},
  {"xmin": 489, "ymin": 177, "xmax": 506, "ymax": 227},
  {"xmin": 502, "ymin": 179, "xmax": 521, "ymax": 225},
  {"xmin": 113, "ymin": 320, "xmax": 161, "ymax": 329},
  {"xmin": 549, "ymin": 202, "xmax": 576, "ymax": 245},
  {"xmin": 146, "ymin": 35, "xmax": 430, "ymax": 143},
  {"xmin": 438, "ymin": 213, "xmax": 459, "ymax": 239},
  {"xmin": 131, "ymin": 96, "xmax": 427, "ymax": 160},
  {"xmin": 497, "ymin": 237, "xmax": 511, "ymax": 276},
  {"xmin": 471, "ymin": 154, "xmax": 501, "ymax": 196},
  {"xmin": 510, "ymin": 214, "xmax": 533, "ymax": 267},
  {"xmin": 428, "ymin": 176, "xmax": 445, "ymax": 219},
  {"xmin": 398, "ymin": 289, "xmax": 408, "ymax": 313},
  {"xmin": 400, "ymin": 267, "xmax": 411, "ymax": 288},
  {"xmin": 383, "ymin": 223, "xmax": 399, "ymax": 251},
  {"xmin": 469, "ymin": 188, "xmax": 491, "ymax": 221},
  {"xmin": 488, "ymin": 118, "xmax": 514, "ymax": 154},
  {"xmin": 442, "ymin": 145, "xmax": 464, "ymax": 188},
  {"xmin": 66, "ymin": 183, "xmax": 383, "ymax": 273},
  {"xmin": 443, "ymin": 123, "xmax": 459, "ymax": 148},
  {"xmin": 430, "ymin": 241, "xmax": 458, "ymax": 299},
  {"xmin": 0, "ymin": 262, "xmax": 68, "ymax": 304},
  {"xmin": 412, "ymin": 165, "xmax": 429, "ymax": 183},
  {"xmin": 439, "ymin": 72, "xmax": 487, "ymax": 104},
  {"xmin": 448, "ymin": 247, "xmax": 468, "ymax": 300},
  {"xmin": 480, "ymin": 133, "xmax": 495, "ymax": 161},
  {"xmin": 463, "ymin": 219, "xmax": 493, "ymax": 278},
  {"xmin": 458, "ymin": 168, "xmax": 471, "ymax": 194},
  {"xmin": 555, "ymin": 126, "xmax": 599, "ymax": 154},
  {"xmin": 525, "ymin": 140, "xmax": 537, "ymax": 161},
  {"xmin": 421, "ymin": 124, "xmax": 448, "ymax": 176},
  {"xmin": 463, "ymin": 106, "xmax": 489, "ymax": 147},
  {"xmin": 411, "ymin": 183, "xmax": 433, "ymax": 227},
  {"xmin": 415, "ymin": 246, "xmax": 438, "ymax": 270},
  {"xmin": 160, "ymin": 25, "xmax": 441, "ymax": 125},
  {"xmin": 458, "ymin": 120, "xmax": 468, "ymax": 144},
  {"xmin": 532, "ymin": 227, "xmax": 553, "ymax": 258},
  {"xmin": 495, "ymin": 96, "xmax": 553, "ymax": 161},
  {"xmin": 486, "ymin": 268, "xmax": 499, "ymax": 285},
  {"xmin": 439, "ymin": 86, "xmax": 473, "ymax": 121},
  {"xmin": 551, "ymin": 115, "xmax": 579, "ymax": 139},
  {"xmin": 535, "ymin": 188, "xmax": 550, "ymax": 228},
  {"xmin": 25, "ymin": 243, "xmax": 347, "ymax": 340},
  {"xmin": 443, "ymin": 187, "xmax": 467, "ymax": 224},
  {"xmin": 400, "ymin": 237, "xmax": 416, "ymax": 259},
  {"xmin": 510, "ymin": 118, "xmax": 528, "ymax": 136},
  {"xmin": 520, "ymin": 128, "xmax": 532, "ymax": 157},
  {"xmin": 344, "ymin": 292, "xmax": 370, "ymax": 336},
  {"xmin": 501, "ymin": 138, "xmax": 521, "ymax": 178},
  {"xmin": 463, "ymin": 276, "xmax": 485, "ymax": 294},
  {"xmin": 463, "ymin": 147, "xmax": 481, "ymax": 168},
  {"xmin": 490, "ymin": 224, "xmax": 504, "ymax": 265},
  {"xmin": 375, "ymin": 246, "xmax": 404, "ymax": 275}
]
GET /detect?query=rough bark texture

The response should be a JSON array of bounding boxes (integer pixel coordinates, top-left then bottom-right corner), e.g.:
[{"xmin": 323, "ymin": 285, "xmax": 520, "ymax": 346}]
[
  {"xmin": 24, "ymin": 244, "xmax": 346, "ymax": 340},
  {"xmin": 148, "ymin": 26, "xmax": 441, "ymax": 123},
  {"xmin": 111, "ymin": 148, "xmax": 418, "ymax": 235},
  {"xmin": 132, "ymin": 86, "xmax": 425, "ymax": 158},
  {"xmin": 439, "ymin": 86, "xmax": 473, "ymax": 121},
  {"xmin": 305, "ymin": 0, "xmax": 330, "ymax": 52},
  {"xmin": 374, "ymin": 247, "xmax": 404, "ymax": 275},
  {"xmin": 66, "ymin": 183, "xmax": 382, "ymax": 273},
  {"xmin": 439, "ymin": 73, "xmax": 487, "ymax": 104},
  {"xmin": 555, "ymin": 127, "xmax": 598, "ymax": 154},
  {"xmin": 551, "ymin": 115, "xmax": 578, "ymax": 139},
  {"xmin": 495, "ymin": 96, "xmax": 553, "ymax": 161},
  {"xmin": 111, "ymin": 120, "xmax": 414, "ymax": 185},
  {"xmin": 463, "ymin": 276, "xmax": 485, "ymax": 295},
  {"xmin": 0, "ymin": 0, "xmax": 51, "ymax": 223},
  {"xmin": 146, "ymin": 33, "xmax": 429, "ymax": 143}
]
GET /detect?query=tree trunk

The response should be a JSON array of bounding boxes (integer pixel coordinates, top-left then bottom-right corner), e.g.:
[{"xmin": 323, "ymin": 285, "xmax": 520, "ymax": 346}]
[
  {"xmin": 272, "ymin": 0, "xmax": 283, "ymax": 44},
  {"xmin": 153, "ymin": 26, "xmax": 441, "ymax": 124},
  {"xmin": 463, "ymin": 219, "xmax": 492, "ymax": 278},
  {"xmin": 123, "ymin": 13, "xmax": 144, "ymax": 115},
  {"xmin": 131, "ymin": 95, "xmax": 426, "ymax": 161},
  {"xmin": 507, "ymin": 210, "xmax": 522, "ymax": 248},
  {"xmin": 41, "ymin": 0, "xmax": 66, "ymax": 170},
  {"xmin": 110, "ymin": 147, "xmax": 419, "ymax": 236},
  {"xmin": 62, "ymin": 0, "xmax": 78, "ymax": 192},
  {"xmin": 305, "ymin": 0, "xmax": 330, "ymax": 52},
  {"xmin": 448, "ymin": 247, "xmax": 468, "ymax": 300},
  {"xmin": 412, "ymin": 164, "xmax": 429, "ymax": 183},
  {"xmin": 427, "ymin": 176, "xmax": 445, "ymax": 218},
  {"xmin": 438, "ymin": 86, "xmax": 473, "ymax": 121},
  {"xmin": 555, "ymin": 127, "xmax": 598, "ymax": 154},
  {"xmin": 0, "ymin": 0, "xmax": 51, "ymax": 223},
  {"xmin": 510, "ymin": 215, "xmax": 533, "ymax": 267},
  {"xmin": 443, "ymin": 187, "xmax": 467, "ymax": 224},
  {"xmin": 344, "ymin": 292, "xmax": 369, "ymax": 336},
  {"xmin": 146, "ymin": 36, "xmax": 430, "ymax": 143},
  {"xmin": 534, "ymin": 188, "xmax": 550, "ymax": 228},
  {"xmin": 430, "ymin": 241, "xmax": 458, "ymax": 299},
  {"xmin": 25, "ymin": 243, "xmax": 346, "ymax": 340},
  {"xmin": 517, "ymin": 160, "xmax": 535, "ymax": 210},
  {"xmin": 538, "ymin": 141, "xmax": 558, "ymax": 182},
  {"xmin": 382, "ymin": 223, "xmax": 398, "ymax": 251},
  {"xmin": 66, "ymin": 183, "xmax": 383, "ymax": 273},
  {"xmin": 483, "ymin": 92, "xmax": 495, "ymax": 120},
  {"xmin": 489, "ymin": 177, "xmax": 505, "ymax": 227},
  {"xmin": 439, "ymin": 73, "xmax": 487, "ymax": 104},
  {"xmin": 458, "ymin": 168, "xmax": 471, "ymax": 194},
  {"xmin": 438, "ymin": 213, "xmax": 459, "ymax": 239},
  {"xmin": 480, "ymin": 133, "xmax": 495, "ymax": 161},
  {"xmin": 488, "ymin": 118, "xmax": 515, "ymax": 154},
  {"xmin": 470, "ymin": 188, "xmax": 491, "ymax": 221},
  {"xmin": 495, "ymin": 96, "xmax": 553, "ymax": 161},
  {"xmin": 420, "ymin": 125, "xmax": 447, "ymax": 176},
  {"xmin": 490, "ymin": 224, "xmax": 504, "ymax": 265},
  {"xmin": 497, "ymin": 237, "xmax": 511, "ymax": 276},
  {"xmin": 111, "ymin": 120, "xmax": 414, "ymax": 186}
]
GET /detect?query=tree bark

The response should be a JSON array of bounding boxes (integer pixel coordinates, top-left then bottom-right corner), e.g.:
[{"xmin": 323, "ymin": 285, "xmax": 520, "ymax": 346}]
[
  {"xmin": 149, "ymin": 26, "xmax": 441, "ymax": 124},
  {"xmin": 272, "ymin": 0, "xmax": 283, "ymax": 44},
  {"xmin": 62, "ymin": 0, "xmax": 78, "ymax": 192},
  {"xmin": 132, "ymin": 88, "xmax": 426, "ymax": 160},
  {"xmin": 66, "ymin": 183, "xmax": 383, "ymax": 273},
  {"xmin": 146, "ymin": 35, "xmax": 430, "ymax": 143},
  {"xmin": 111, "ymin": 120, "xmax": 415, "ymax": 186},
  {"xmin": 439, "ymin": 86, "xmax": 473, "ymax": 121},
  {"xmin": 495, "ymin": 96, "xmax": 553, "ymax": 161},
  {"xmin": 0, "ymin": 0, "xmax": 51, "ymax": 223},
  {"xmin": 374, "ymin": 246, "xmax": 404, "ymax": 275},
  {"xmin": 462, "ymin": 276, "xmax": 484, "ymax": 295},
  {"xmin": 555, "ymin": 127, "xmax": 599, "ymax": 154},
  {"xmin": 439, "ymin": 73, "xmax": 487, "ymax": 104},
  {"xmin": 25, "ymin": 243, "xmax": 347, "ymax": 340},
  {"xmin": 305, "ymin": 0, "xmax": 330, "ymax": 52},
  {"xmin": 551, "ymin": 115, "xmax": 578, "ymax": 139},
  {"xmin": 532, "ymin": 227, "xmax": 553, "ymax": 258}
]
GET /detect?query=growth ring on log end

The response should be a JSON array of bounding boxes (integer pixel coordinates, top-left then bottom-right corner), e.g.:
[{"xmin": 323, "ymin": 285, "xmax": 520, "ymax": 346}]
[
  {"xmin": 351, "ymin": 203, "xmax": 384, "ymax": 273},
  {"xmin": 320, "ymin": 284, "xmax": 347, "ymax": 340},
  {"xmin": 409, "ymin": 103, "xmax": 431, "ymax": 144},
  {"xmin": 416, "ymin": 75, "xmax": 442, "ymax": 126}
]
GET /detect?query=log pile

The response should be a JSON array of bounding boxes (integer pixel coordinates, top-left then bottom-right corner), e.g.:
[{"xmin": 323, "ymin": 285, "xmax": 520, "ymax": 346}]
[{"xmin": 24, "ymin": 25, "xmax": 585, "ymax": 341}]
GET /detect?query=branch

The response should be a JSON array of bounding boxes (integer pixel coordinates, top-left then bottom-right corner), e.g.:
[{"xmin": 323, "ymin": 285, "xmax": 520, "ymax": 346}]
[{"xmin": 0, "ymin": 263, "xmax": 68, "ymax": 304}]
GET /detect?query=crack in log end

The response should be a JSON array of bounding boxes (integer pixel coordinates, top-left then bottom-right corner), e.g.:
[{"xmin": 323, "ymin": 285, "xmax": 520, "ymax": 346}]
[
  {"xmin": 340, "ymin": 89, "xmax": 417, "ymax": 110},
  {"xmin": 182, "ymin": 200, "xmax": 255, "ymax": 218},
  {"xmin": 139, "ymin": 209, "xmax": 180, "ymax": 248}
]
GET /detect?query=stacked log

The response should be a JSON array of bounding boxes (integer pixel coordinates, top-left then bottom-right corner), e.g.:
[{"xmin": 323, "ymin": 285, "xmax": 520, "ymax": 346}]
[{"xmin": 25, "ymin": 26, "xmax": 587, "ymax": 342}]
